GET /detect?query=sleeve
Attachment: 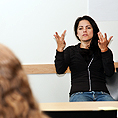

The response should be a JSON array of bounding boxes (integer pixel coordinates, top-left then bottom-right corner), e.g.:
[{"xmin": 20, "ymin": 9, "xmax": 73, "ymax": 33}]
[
  {"xmin": 101, "ymin": 48, "xmax": 115, "ymax": 77},
  {"xmin": 54, "ymin": 47, "xmax": 70, "ymax": 74}
]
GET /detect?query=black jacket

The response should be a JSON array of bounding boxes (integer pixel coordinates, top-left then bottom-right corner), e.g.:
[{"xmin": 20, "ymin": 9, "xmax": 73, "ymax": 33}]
[{"xmin": 55, "ymin": 43, "xmax": 115, "ymax": 96}]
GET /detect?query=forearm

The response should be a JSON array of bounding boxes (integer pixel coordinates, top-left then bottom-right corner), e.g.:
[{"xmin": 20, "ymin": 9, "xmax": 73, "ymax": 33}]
[
  {"xmin": 101, "ymin": 49, "xmax": 115, "ymax": 76},
  {"xmin": 55, "ymin": 50, "xmax": 69, "ymax": 74}
]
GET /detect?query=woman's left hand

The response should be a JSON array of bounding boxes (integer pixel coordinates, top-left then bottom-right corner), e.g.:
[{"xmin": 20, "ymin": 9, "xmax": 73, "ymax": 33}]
[{"xmin": 98, "ymin": 32, "xmax": 113, "ymax": 52}]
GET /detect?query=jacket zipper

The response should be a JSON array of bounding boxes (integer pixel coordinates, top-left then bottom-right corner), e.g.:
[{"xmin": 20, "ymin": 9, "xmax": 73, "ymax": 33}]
[{"xmin": 88, "ymin": 57, "xmax": 94, "ymax": 91}]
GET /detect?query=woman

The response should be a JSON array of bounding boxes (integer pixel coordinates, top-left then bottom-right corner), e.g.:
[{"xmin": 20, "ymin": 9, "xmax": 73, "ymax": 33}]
[
  {"xmin": 0, "ymin": 44, "xmax": 49, "ymax": 118},
  {"xmin": 54, "ymin": 15, "xmax": 115, "ymax": 101}
]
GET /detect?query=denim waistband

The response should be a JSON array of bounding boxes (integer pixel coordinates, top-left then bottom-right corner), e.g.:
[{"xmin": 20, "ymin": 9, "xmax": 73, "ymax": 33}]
[{"xmin": 73, "ymin": 91, "xmax": 106, "ymax": 95}]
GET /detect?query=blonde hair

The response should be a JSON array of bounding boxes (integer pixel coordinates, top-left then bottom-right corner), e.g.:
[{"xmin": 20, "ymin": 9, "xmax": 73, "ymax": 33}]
[{"xmin": 0, "ymin": 44, "xmax": 48, "ymax": 118}]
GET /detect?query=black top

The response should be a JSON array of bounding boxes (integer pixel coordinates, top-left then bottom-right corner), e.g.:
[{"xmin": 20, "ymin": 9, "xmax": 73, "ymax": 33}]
[
  {"xmin": 78, "ymin": 47, "xmax": 93, "ymax": 65},
  {"xmin": 54, "ymin": 43, "xmax": 115, "ymax": 96}
]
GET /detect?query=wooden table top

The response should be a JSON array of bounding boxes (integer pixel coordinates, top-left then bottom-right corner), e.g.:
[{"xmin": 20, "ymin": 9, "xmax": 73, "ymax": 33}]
[{"xmin": 40, "ymin": 101, "xmax": 118, "ymax": 111}]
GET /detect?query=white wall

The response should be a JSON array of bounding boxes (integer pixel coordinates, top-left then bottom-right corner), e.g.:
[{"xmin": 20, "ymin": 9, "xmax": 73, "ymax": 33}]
[
  {"xmin": 89, "ymin": 0, "xmax": 118, "ymax": 62},
  {"xmin": 0, "ymin": 0, "xmax": 118, "ymax": 103},
  {"xmin": 0, "ymin": 0, "xmax": 87, "ymax": 64}
]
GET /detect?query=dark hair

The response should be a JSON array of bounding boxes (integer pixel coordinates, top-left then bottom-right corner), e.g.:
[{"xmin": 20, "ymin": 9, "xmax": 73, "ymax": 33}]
[{"xmin": 74, "ymin": 15, "xmax": 100, "ymax": 50}]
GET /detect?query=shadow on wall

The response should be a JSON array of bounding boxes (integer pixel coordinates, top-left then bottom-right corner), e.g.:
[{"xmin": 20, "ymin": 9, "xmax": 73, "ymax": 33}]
[{"xmin": 106, "ymin": 69, "xmax": 118, "ymax": 101}]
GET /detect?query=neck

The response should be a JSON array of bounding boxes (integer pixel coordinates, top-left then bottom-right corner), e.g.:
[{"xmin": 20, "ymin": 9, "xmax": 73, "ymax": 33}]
[{"xmin": 80, "ymin": 40, "xmax": 92, "ymax": 49}]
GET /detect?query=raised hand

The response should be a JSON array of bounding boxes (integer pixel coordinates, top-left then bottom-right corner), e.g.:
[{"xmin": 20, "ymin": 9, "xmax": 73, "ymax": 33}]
[
  {"xmin": 54, "ymin": 30, "xmax": 66, "ymax": 52},
  {"xmin": 98, "ymin": 32, "xmax": 113, "ymax": 52}
]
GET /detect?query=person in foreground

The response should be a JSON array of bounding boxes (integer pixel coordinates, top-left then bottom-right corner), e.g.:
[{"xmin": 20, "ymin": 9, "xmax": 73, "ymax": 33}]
[
  {"xmin": 0, "ymin": 44, "xmax": 49, "ymax": 118},
  {"xmin": 54, "ymin": 15, "xmax": 116, "ymax": 102}
]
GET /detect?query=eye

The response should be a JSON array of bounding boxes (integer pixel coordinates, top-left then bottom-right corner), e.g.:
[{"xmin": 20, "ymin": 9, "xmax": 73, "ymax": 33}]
[
  {"xmin": 87, "ymin": 27, "xmax": 91, "ymax": 29},
  {"xmin": 78, "ymin": 27, "xmax": 82, "ymax": 30}
]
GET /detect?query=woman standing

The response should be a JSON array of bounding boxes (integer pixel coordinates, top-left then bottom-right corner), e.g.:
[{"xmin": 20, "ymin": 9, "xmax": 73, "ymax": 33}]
[{"xmin": 54, "ymin": 15, "xmax": 115, "ymax": 102}]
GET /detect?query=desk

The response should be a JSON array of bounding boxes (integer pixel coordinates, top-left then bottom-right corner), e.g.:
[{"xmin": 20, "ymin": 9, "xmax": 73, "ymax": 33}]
[{"xmin": 40, "ymin": 102, "xmax": 118, "ymax": 118}]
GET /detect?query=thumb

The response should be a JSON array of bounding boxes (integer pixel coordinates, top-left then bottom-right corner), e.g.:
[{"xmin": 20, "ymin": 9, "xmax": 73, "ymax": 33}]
[{"xmin": 108, "ymin": 36, "xmax": 113, "ymax": 43}]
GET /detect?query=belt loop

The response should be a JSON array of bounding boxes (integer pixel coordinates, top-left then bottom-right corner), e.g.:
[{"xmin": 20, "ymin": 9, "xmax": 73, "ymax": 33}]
[{"xmin": 92, "ymin": 91, "xmax": 95, "ymax": 94}]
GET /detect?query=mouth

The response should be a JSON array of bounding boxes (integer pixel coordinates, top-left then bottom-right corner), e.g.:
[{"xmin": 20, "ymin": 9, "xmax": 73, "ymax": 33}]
[{"xmin": 83, "ymin": 34, "xmax": 88, "ymax": 36}]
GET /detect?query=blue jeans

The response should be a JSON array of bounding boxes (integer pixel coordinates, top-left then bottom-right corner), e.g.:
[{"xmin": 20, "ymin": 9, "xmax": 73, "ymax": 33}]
[{"xmin": 69, "ymin": 91, "xmax": 115, "ymax": 102}]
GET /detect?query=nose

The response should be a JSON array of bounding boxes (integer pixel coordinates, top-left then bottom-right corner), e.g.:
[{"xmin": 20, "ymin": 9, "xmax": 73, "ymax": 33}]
[{"xmin": 83, "ymin": 27, "xmax": 87, "ymax": 32}]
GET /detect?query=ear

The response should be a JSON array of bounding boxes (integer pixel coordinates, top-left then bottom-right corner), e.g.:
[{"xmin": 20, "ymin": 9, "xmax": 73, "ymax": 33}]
[
  {"xmin": 76, "ymin": 31, "xmax": 79, "ymax": 37},
  {"xmin": 77, "ymin": 33, "xmax": 80, "ymax": 39}
]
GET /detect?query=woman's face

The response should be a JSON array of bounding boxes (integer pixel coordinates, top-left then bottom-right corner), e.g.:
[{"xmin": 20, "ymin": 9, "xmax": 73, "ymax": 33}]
[{"xmin": 77, "ymin": 20, "xmax": 93, "ymax": 42}]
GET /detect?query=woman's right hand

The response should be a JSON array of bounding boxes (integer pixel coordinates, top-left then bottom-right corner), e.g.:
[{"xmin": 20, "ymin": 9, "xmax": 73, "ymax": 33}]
[{"xmin": 54, "ymin": 30, "xmax": 66, "ymax": 52}]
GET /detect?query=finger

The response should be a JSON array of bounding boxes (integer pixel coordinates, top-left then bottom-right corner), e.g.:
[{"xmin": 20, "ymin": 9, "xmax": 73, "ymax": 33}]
[
  {"xmin": 63, "ymin": 40, "xmax": 66, "ymax": 45},
  {"xmin": 104, "ymin": 33, "xmax": 107, "ymax": 40},
  {"xmin": 98, "ymin": 39, "xmax": 102, "ymax": 45},
  {"xmin": 62, "ymin": 30, "xmax": 66, "ymax": 36},
  {"xmin": 63, "ymin": 30, "xmax": 66, "ymax": 34},
  {"xmin": 98, "ymin": 32, "xmax": 103, "ymax": 41},
  {"xmin": 97, "ymin": 32, "xmax": 100, "ymax": 37},
  {"xmin": 61, "ymin": 30, "xmax": 66, "ymax": 39},
  {"xmin": 54, "ymin": 32, "xmax": 60, "ymax": 40},
  {"xmin": 100, "ymin": 32, "xmax": 104, "ymax": 41},
  {"xmin": 53, "ymin": 34, "xmax": 58, "ymax": 40},
  {"xmin": 55, "ymin": 32, "xmax": 60, "ymax": 38},
  {"xmin": 108, "ymin": 36, "xmax": 113, "ymax": 42},
  {"xmin": 98, "ymin": 32, "xmax": 101, "ymax": 39}
]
